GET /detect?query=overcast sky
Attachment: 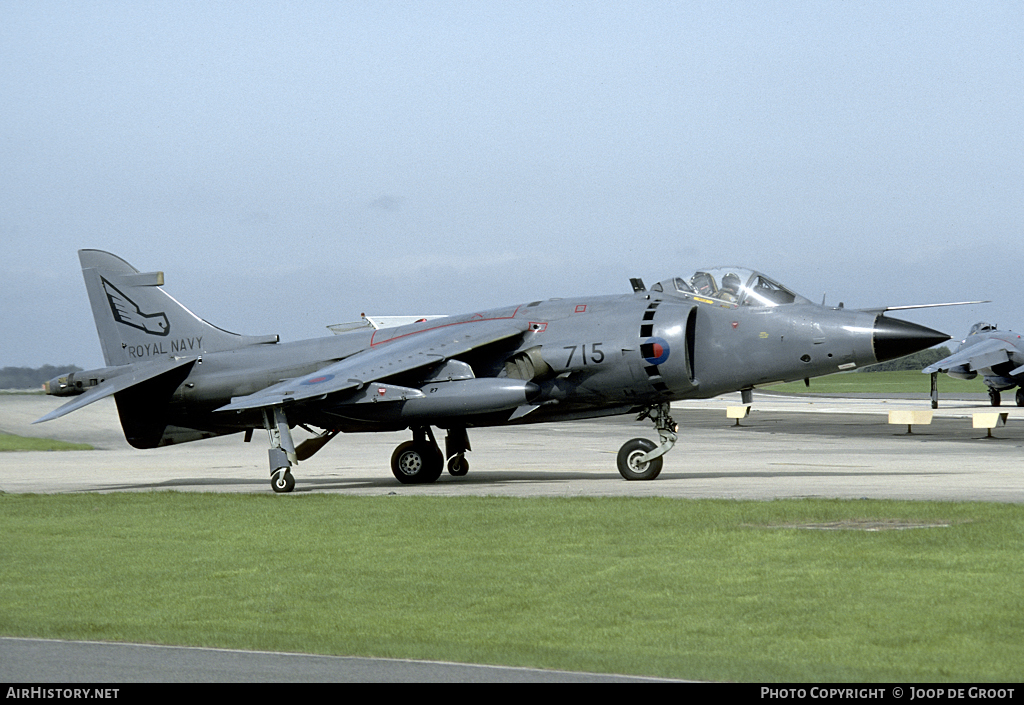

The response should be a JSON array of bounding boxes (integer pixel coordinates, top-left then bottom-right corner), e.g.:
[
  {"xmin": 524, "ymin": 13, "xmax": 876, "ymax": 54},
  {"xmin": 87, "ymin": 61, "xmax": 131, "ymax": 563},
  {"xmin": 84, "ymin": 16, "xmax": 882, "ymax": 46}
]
[{"xmin": 2, "ymin": 1, "xmax": 1021, "ymax": 369}]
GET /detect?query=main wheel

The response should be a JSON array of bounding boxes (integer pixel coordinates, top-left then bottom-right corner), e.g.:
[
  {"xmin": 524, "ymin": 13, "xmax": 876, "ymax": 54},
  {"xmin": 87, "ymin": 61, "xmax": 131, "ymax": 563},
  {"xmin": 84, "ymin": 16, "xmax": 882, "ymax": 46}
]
[
  {"xmin": 989, "ymin": 389, "xmax": 1001, "ymax": 406},
  {"xmin": 391, "ymin": 441, "xmax": 444, "ymax": 484},
  {"xmin": 617, "ymin": 438, "xmax": 663, "ymax": 481},
  {"xmin": 271, "ymin": 469, "xmax": 295, "ymax": 493},
  {"xmin": 1016, "ymin": 388, "xmax": 1024, "ymax": 407},
  {"xmin": 447, "ymin": 454, "xmax": 470, "ymax": 476}
]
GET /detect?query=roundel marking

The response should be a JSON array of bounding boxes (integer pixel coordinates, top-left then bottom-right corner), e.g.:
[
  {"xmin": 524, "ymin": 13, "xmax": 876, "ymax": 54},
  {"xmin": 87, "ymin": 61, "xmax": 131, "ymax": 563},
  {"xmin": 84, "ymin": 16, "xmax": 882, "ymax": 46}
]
[
  {"xmin": 302, "ymin": 374, "xmax": 336, "ymax": 385},
  {"xmin": 642, "ymin": 337, "xmax": 671, "ymax": 365}
]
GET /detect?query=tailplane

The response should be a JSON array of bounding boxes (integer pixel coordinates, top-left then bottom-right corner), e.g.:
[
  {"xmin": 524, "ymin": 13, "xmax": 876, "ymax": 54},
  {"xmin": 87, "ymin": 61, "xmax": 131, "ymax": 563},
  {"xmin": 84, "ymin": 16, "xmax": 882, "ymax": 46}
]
[{"xmin": 79, "ymin": 249, "xmax": 278, "ymax": 366}]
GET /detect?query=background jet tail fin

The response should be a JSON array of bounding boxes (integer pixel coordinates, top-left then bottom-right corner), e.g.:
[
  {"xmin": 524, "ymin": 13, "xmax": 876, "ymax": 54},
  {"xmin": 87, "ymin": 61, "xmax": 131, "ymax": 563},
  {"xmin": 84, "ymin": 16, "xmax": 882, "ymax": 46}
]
[{"xmin": 78, "ymin": 249, "xmax": 278, "ymax": 367}]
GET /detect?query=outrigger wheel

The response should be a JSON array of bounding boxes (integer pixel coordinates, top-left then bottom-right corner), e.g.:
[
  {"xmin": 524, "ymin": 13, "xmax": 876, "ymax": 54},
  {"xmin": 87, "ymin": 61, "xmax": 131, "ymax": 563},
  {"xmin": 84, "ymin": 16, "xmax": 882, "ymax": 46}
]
[{"xmin": 271, "ymin": 468, "xmax": 295, "ymax": 493}]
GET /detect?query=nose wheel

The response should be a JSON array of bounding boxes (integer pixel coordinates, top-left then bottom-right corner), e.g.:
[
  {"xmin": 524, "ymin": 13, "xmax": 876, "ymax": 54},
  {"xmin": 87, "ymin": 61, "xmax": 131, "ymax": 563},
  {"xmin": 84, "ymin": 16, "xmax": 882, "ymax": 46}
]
[
  {"xmin": 617, "ymin": 438, "xmax": 663, "ymax": 480},
  {"xmin": 617, "ymin": 402, "xmax": 677, "ymax": 481}
]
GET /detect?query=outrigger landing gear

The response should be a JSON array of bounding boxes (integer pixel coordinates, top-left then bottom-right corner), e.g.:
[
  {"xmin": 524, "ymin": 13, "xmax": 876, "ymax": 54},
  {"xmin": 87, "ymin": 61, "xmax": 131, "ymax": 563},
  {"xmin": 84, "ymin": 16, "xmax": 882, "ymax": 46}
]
[
  {"xmin": 264, "ymin": 406, "xmax": 298, "ymax": 493},
  {"xmin": 617, "ymin": 402, "xmax": 678, "ymax": 481}
]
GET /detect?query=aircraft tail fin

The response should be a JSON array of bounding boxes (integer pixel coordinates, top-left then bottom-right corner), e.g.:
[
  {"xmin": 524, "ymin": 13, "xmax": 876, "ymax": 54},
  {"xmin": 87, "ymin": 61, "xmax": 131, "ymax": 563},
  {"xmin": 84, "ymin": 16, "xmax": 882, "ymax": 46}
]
[{"xmin": 78, "ymin": 249, "xmax": 278, "ymax": 367}]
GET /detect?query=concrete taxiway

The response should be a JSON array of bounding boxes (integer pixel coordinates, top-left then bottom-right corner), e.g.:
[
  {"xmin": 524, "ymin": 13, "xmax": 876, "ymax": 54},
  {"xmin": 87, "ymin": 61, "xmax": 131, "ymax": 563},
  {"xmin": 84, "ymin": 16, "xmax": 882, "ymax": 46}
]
[{"xmin": 2, "ymin": 391, "xmax": 1022, "ymax": 502}]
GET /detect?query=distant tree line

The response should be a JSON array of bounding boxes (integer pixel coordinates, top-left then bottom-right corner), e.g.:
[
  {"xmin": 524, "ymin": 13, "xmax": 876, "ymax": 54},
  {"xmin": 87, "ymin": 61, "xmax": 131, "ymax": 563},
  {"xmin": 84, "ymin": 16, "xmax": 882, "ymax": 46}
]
[
  {"xmin": 858, "ymin": 346, "xmax": 951, "ymax": 373},
  {"xmin": 0, "ymin": 365, "xmax": 82, "ymax": 390}
]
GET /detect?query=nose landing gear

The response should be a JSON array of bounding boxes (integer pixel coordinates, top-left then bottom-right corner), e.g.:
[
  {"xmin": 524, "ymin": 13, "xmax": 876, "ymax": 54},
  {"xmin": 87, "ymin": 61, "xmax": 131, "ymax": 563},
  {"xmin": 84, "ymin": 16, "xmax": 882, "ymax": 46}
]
[{"xmin": 617, "ymin": 402, "xmax": 678, "ymax": 481}]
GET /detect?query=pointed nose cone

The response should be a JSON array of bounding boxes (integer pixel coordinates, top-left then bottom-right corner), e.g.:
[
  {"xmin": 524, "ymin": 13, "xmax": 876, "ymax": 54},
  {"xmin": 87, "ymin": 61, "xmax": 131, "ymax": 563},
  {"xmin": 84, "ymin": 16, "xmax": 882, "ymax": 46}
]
[{"xmin": 873, "ymin": 316, "xmax": 950, "ymax": 363}]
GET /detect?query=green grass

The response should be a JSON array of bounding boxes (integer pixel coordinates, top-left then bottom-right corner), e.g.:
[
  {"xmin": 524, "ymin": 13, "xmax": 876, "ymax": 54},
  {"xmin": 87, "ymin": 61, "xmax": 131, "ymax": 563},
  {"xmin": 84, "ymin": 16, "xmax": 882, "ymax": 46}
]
[
  {"xmin": 0, "ymin": 433, "xmax": 93, "ymax": 452},
  {"xmin": 2, "ymin": 493, "xmax": 1021, "ymax": 681},
  {"xmin": 768, "ymin": 370, "xmax": 988, "ymax": 395}
]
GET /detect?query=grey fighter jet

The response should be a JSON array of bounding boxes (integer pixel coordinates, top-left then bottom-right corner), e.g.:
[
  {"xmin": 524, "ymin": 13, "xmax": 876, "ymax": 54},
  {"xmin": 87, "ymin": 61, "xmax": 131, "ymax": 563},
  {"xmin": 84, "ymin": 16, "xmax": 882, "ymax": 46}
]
[
  {"xmin": 923, "ymin": 323, "xmax": 1024, "ymax": 407},
  {"xmin": 38, "ymin": 250, "xmax": 952, "ymax": 492}
]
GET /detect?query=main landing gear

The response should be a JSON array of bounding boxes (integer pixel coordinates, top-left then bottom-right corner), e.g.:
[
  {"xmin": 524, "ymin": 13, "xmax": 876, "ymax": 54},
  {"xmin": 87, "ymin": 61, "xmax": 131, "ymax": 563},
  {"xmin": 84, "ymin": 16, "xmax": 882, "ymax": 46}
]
[
  {"xmin": 391, "ymin": 426, "xmax": 471, "ymax": 484},
  {"xmin": 990, "ymin": 388, "xmax": 1024, "ymax": 407},
  {"xmin": 617, "ymin": 403, "xmax": 678, "ymax": 481},
  {"xmin": 991, "ymin": 388, "xmax": 1024, "ymax": 407}
]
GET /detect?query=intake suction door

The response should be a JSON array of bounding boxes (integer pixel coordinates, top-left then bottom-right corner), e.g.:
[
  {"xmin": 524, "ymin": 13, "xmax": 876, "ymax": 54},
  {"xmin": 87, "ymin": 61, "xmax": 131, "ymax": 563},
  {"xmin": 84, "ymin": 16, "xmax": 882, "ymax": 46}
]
[{"xmin": 636, "ymin": 302, "xmax": 698, "ymax": 396}]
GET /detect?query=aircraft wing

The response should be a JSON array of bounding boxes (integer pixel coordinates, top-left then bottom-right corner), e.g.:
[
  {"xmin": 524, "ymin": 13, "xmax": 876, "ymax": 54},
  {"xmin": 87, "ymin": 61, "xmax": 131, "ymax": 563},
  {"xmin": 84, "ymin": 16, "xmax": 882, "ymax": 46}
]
[
  {"xmin": 922, "ymin": 338, "xmax": 1017, "ymax": 374},
  {"xmin": 217, "ymin": 317, "xmax": 531, "ymax": 413}
]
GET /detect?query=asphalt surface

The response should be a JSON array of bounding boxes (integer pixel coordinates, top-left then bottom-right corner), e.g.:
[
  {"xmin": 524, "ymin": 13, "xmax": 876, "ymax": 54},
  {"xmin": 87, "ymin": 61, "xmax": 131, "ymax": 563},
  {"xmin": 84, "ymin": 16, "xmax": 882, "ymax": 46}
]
[
  {"xmin": 3, "ymin": 392, "xmax": 1023, "ymax": 501},
  {"xmin": 3, "ymin": 390, "xmax": 1023, "ymax": 682},
  {"xmin": 0, "ymin": 637, "xmax": 672, "ymax": 683}
]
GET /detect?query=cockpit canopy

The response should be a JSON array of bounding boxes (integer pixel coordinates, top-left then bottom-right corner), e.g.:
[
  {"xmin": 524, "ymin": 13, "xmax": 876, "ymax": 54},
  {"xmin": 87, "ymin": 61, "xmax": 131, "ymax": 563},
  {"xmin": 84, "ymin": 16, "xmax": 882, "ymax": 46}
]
[
  {"xmin": 652, "ymin": 267, "xmax": 810, "ymax": 307},
  {"xmin": 969, "ymin": 322, "xmax": 997, "ymax": 335}
]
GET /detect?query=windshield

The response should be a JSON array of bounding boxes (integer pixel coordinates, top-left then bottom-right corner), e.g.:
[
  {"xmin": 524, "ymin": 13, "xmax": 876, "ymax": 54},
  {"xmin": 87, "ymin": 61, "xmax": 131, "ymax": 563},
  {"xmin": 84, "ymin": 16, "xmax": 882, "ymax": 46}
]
[{"xmin": 687, "ymin": 267, "xmax": 806, "ymax": 306}]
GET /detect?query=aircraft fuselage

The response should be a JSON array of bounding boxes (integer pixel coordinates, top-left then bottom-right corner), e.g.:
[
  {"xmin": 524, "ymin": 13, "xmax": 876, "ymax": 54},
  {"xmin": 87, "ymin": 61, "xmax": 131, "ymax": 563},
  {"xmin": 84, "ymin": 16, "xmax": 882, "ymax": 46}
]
[{"xmin": 121, "ymin": 288, "xmax": 923, "ymax": 444}]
